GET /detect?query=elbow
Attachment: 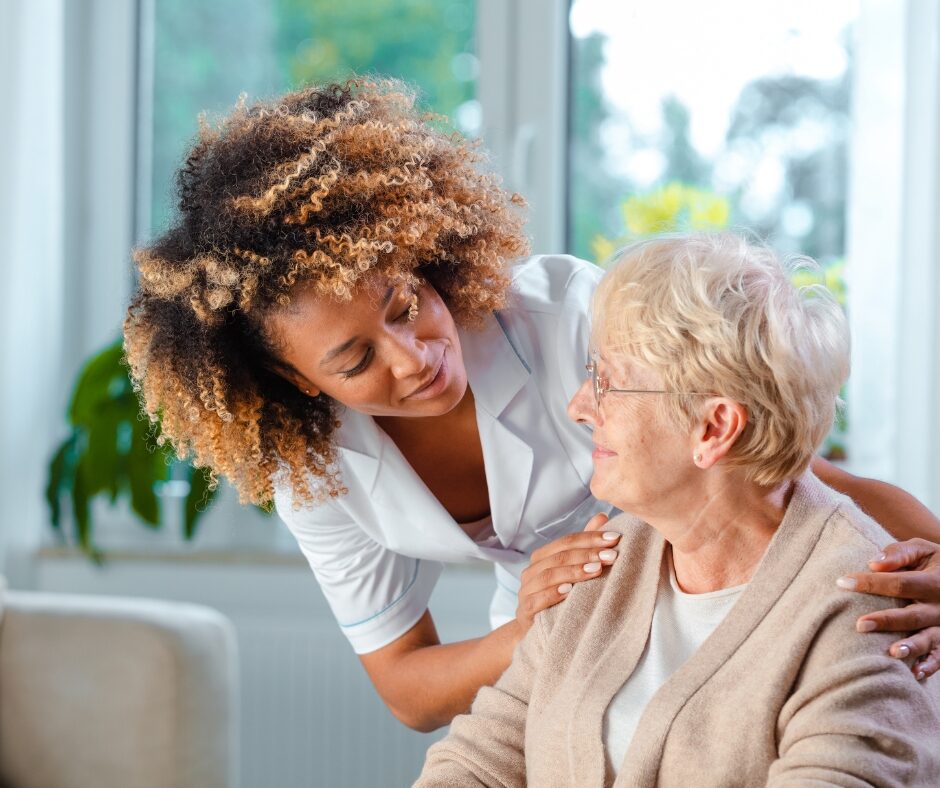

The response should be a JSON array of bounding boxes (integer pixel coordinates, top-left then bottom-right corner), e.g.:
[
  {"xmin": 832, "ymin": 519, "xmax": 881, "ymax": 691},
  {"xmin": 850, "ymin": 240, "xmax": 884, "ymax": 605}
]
[{"xmin": 389, "ymin": 703, "xmax": 449, "ymax": 734}]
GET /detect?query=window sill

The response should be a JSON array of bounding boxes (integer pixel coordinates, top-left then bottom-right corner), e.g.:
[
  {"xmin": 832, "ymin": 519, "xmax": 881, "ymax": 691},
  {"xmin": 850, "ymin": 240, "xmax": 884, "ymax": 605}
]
[{"xmin": 36, "ymin": 544, "xmax": 307, "ymax": 566}]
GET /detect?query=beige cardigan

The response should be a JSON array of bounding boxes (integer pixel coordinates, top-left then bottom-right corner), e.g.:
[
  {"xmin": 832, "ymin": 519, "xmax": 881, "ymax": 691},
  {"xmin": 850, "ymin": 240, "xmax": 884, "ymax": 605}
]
[{"xmin": 416, "ymin": 473, "xmax": 940, "ymax": 787}]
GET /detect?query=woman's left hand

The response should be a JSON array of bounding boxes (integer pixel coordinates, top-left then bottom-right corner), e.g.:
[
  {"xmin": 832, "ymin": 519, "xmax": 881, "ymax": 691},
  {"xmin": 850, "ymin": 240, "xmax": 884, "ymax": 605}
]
[{"xmin": 838, "ymin": 538, "xmax": 940, "ymax": 681}]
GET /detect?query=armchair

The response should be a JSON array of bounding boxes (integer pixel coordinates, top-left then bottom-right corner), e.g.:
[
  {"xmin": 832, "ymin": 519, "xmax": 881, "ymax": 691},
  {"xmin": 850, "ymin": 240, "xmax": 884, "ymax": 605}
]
[{"xmin": 0, "ymin": 584, "xmax": 238, "ymax": 788}]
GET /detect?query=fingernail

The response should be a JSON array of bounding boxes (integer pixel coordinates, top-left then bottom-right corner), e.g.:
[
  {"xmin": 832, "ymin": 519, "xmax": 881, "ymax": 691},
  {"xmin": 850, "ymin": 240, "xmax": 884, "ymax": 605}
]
[
  {"xmin": 583, "ymin": 562, "xmax": 601, "ymax": 573},
  {"xmin": 875, "ymin": 553, "xmax": 887, "ymax": 562},
  {"xmin": 598, "ymin": 549, "xmax": 618, "ymax": 562},
  {"xmin": 836, "ymin": 576, "xmax": 857, "ymax": 590},
  {"xmin": 557, "ymin": 583, "xmax": 573, "ymax": 595},
  {"xmin": 856, "ymin": 620, "xmax": 877, "ymax": 633},
  {"xmin": 602, "ymin": 532, "xmax": 620, "ymax": 541},
  {"xmin": 896, "ymin": 644, "xmax": 911, "ymax": 659},
  {"xmin": 916, "ymin": 670, "xmax": 926, "ymax": 681}
]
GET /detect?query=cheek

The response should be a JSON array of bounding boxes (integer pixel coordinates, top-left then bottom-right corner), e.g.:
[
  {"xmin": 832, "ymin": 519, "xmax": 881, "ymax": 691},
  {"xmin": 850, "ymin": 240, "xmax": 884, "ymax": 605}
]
[{"xmin": 601, "ymin": 404, "xmax": 665, "ymax": 477}]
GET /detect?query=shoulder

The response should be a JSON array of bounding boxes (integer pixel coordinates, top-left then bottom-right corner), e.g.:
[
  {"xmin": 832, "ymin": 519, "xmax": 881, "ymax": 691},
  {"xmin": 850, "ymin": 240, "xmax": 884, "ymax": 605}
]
[
  {"xmin": 800, "ymin": 492, "xmax": 894, "ymax": 610},
  {"xmin": 506, "ymin": 254, "xmax": 604, "ymax": 317},
  {"xmin": 783, "ymin": 487, "xmax": 903, "ymax": 659},
  {"xmin": 537, "ymin": 512, "xmax": 655, "ymax": 636},
  {"xmin": 272, "ymin": 473, "xmax": 350, "ymax": 530}
]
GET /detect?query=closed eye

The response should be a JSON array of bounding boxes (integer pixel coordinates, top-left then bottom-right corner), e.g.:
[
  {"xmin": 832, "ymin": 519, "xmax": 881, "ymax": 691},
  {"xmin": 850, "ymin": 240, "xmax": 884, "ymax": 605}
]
[
  {"xmin": 340, "ymin": 347, "xmax": 373, "ymax": 378},
  {"xmin": 339, "ymin": 286, "xmax": 418, "ymax": 378}
]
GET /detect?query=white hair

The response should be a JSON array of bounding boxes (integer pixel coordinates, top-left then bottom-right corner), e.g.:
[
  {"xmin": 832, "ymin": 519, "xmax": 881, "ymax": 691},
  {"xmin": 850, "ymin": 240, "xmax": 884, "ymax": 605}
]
[{"xmin": 592, "ymin": 232, "xmax": 850, "ymax": 485}]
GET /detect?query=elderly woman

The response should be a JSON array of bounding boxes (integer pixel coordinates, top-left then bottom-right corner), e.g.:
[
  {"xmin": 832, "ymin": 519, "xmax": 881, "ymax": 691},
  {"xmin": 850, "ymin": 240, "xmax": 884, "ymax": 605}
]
[{"xmin": 416, "ymin": 233, "xmax": 940, "ymax": 786}]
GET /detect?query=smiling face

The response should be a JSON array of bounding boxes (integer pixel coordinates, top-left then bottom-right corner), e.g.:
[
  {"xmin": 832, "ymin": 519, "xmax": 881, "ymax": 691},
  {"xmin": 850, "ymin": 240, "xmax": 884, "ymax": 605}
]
[
  {"xmin": 265, "ymin": 274, "xmax": 469, "ymax": 419},
  {"xmin": 566, "ymin": 350, "xmax": 700, "ymax": 519}
]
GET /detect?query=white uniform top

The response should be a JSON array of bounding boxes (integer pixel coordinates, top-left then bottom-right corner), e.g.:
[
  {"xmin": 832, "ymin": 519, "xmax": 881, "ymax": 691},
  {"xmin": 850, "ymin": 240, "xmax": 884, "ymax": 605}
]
[
  {"xmin": 603, "ymin": 551, "xmax": 746, "ymax": 776},
  {"xmin": 275, "ymin": 255, "xmax": 613, "ymax": 654}
]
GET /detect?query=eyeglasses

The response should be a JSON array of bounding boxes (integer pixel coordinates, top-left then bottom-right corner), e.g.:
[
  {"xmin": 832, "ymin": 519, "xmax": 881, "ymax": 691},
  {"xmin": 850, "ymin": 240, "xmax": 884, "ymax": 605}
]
[{"xmin": 585, "ymin": 354, "xmax": 716, "ymax": 408}]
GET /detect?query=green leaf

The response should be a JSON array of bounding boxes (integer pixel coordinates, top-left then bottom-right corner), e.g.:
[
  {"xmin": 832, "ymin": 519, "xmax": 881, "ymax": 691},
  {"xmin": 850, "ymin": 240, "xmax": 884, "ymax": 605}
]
[
  {"xmin": 68, "ymin": 340, "xmax": 129, "ymax": 428},
  {"xmin": 82, "ymin": 402, "xmax": 125, "ymax": 500},
  {"xmin": 72, "ymin": 459, "xmax": 96, "ymax": 559},
  {"xmin": 184, "ymin": 466, "xmax": 218, "ymax": 540},
  {"xmin": 46, "ymin": 336, "xmax": 223, "ymax": 560},
  {"xmin": 46, "ymin": 434, "xmax": 78, "ymax": 531},
  {"xmin": 127, "ymin": 417, "xmax": 167, "ymax": 526}
]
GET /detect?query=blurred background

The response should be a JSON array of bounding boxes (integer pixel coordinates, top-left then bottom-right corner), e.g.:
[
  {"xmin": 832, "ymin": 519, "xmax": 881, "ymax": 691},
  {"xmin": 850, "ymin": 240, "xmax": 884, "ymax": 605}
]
[{"xmin": 1, "ymin": 0, "xmax": 939, "ymax": 786}]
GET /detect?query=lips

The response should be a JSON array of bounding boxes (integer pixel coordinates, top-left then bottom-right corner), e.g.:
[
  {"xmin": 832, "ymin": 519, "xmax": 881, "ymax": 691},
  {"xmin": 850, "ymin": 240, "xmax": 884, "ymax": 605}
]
[
  {"xmin": 405, "ymin": 351, "xmax": 448, "ymax": 400},
  {"xmin": 592, "ymin": 441, "xmax": 617, "ymax": 459}
]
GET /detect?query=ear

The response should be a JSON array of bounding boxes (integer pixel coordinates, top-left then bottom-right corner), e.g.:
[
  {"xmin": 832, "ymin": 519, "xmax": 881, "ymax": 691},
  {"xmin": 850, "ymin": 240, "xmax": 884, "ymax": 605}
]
[
  {"xmin": 691, "ymin": 398, "xmax": 747, "ymax": 469},
  {"xmin": 288, "ymin": 373, "xmax": 320, "ymax": 398},
  {"xmin": 267, "ymin": 362, "xmax": 320, "ymax": 398}
]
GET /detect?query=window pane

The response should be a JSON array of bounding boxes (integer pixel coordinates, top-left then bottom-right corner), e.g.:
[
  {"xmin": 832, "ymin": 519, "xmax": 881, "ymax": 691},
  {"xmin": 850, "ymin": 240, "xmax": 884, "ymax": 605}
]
[
  {"xmin": 568, "ymin": 0, "xmax": 857, "ymax": 458},
  {"xmin": 148, "ymin": 0, "xmax": 477, "ymax": 235}
]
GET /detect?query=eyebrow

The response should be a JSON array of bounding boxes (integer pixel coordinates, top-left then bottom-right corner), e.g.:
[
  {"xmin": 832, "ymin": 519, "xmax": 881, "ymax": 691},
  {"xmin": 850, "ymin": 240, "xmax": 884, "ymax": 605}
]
[{"xmin": 319, "ymin": 285, "xmax": 396, "ymax": 367}]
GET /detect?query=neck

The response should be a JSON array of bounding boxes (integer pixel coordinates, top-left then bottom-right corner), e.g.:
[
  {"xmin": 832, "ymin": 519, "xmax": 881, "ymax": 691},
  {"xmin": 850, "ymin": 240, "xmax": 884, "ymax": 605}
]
[{"xmin": 655, "ymin": 473, "xmax": 795, "ymax": 594}]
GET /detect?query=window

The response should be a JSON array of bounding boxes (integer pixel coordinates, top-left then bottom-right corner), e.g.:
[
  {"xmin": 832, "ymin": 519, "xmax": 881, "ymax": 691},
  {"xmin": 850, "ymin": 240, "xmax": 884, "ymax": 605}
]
[
  {"xmin": 144, "ymin": 0, "xmax": 478, "ymax": 235},
  {"xmin": 568, "ymin": 0, "xmax": 858, "ymax": 459}
]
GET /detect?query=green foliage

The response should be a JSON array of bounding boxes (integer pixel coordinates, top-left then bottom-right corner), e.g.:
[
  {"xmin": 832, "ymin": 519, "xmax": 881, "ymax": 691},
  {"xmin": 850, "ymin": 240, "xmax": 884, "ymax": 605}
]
[
  {"xmin": 568, "ymin": 31, "xmax": 626, "ymax": 264},
  {"xmin": 791, "ymin": 259, "xmax": 847, "ymax": 308},
  {"xmin": 591, "ymin": 182, "xmax": 730, "ymax": 263},
  {"xmin": 274, "ymin": 0, "xmax": 475, "ymax": 114},
  {"xmin": 45, "ymin": 339, "xmax": 220, "ymax": 562},
  {"xmin": 150, "ymin": 0, "xmax": 476, "ymax": 233}
]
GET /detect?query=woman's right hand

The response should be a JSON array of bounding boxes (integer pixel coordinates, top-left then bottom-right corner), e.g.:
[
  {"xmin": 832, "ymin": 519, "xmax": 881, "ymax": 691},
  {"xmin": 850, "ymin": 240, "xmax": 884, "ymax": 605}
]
[{"xmin": 515, "ymin": 512, "xmax": 620, "ymax": 634}]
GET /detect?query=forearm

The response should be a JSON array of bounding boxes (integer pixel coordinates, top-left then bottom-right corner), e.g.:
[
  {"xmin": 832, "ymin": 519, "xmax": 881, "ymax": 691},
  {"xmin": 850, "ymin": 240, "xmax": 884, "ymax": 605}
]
[
  {"xmin": 379, "ymin": 619, "xmax": 521, "ymax": 732},
  {"xmin": 417, "ymin": 616, "xmax": 541, "ymax": 787},
  {"xmin": 811, "ymin": 456, "xmax": 940, "ymax": 542}
]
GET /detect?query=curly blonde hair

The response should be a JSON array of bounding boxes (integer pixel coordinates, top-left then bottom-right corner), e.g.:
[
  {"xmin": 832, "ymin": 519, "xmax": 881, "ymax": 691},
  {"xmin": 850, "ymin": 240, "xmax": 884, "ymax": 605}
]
[
  {"xmin": 124, "ymin": 79, "xmax": 529, "ymax": 507},
  {"xmin": 593, "ymin": 233, "xmax": 849, "ymax": 485}
]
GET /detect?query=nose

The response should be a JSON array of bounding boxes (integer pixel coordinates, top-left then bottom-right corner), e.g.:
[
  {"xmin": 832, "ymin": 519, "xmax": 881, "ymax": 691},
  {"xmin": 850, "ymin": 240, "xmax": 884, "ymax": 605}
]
[
  {"xmin": 385, "ymin": 331, "xmax": 428, "ymax": 380},
  {"xmin": 567, "ymin": 378, "xmax": 599, "ymax": 427}
]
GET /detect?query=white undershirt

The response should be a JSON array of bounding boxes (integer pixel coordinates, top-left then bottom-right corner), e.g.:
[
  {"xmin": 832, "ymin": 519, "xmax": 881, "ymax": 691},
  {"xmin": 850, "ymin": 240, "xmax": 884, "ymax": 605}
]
[
  {"xmin": 603, "ymin": 549, "xmax": 747, "ymax": 777},
  {"xmin": 460, "ymin": 514, "xmax": 500, "ymax": 547}
]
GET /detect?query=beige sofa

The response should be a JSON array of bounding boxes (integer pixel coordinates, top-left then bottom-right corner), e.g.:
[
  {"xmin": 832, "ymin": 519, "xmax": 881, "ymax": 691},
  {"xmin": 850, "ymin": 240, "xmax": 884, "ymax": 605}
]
[{"xmin": 0, "ymin": 580, "xmax": 239, "ymax": 788}]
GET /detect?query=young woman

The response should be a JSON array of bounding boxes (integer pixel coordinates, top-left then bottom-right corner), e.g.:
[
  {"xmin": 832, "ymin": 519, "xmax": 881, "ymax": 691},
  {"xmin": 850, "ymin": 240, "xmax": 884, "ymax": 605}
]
[{"xmin": 125, "ymin": 79, "xmax": 940, "ymax": 732}]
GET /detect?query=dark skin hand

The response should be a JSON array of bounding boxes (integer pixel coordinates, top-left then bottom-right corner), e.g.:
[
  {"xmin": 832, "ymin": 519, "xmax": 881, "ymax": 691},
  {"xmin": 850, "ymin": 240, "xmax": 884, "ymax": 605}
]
[
  {"xmin": 516, "ymin": 512, "xmax": 617, "ymax": 630},
  {"xmin": 357, "ymin": 512, "xmax": 620, "ymax": 733},
  {"xmin": 811, "ymin": 457, "xmax": 940, "ymax": 679},
  {"xmin": 839, "ymin": 539, "xmax": 940, "ymax": 681}
]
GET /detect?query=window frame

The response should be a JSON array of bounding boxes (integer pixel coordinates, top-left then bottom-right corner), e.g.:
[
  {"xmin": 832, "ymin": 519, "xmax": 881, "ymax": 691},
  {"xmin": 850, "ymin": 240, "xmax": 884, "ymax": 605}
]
[{"xmin": 26, "ymin": 0, "xmax": 939, "ymax": 566}]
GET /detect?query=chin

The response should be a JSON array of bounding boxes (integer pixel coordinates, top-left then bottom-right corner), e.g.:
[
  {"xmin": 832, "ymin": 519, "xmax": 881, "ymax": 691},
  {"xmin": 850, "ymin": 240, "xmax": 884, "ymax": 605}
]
[
  {"xmin": 588, "ymin": 474, "xmax": 612, "ymax": 504},
  {"xmin": 590, "ymin": 474, "xmax": 636, "ymax": 514},
  {"xmin": 410, "ymin": 374, "xmax": 467, "ymax": 417},
  {"xmin": 440, "ymin": 374, "xmax": 469, "ymax": 412}
]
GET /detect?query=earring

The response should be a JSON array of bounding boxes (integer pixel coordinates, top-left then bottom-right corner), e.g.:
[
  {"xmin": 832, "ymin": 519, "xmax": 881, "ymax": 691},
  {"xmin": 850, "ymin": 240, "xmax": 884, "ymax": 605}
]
[{"xmin": 693, "ymin": 453, "xmax": 703, "ymax": 463}]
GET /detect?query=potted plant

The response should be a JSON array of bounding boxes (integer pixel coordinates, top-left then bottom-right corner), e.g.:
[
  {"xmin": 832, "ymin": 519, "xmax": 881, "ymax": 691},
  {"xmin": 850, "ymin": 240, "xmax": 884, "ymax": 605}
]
[{"xmin": 45, "ymin": 338, "xmax": 219, "ymax": 562}]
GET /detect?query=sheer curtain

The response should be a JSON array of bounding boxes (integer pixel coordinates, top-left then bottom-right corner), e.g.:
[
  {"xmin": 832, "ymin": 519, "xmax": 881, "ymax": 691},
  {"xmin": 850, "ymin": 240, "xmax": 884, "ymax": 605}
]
[
  {"xmin": 847, "ymin": 0, "xmax": 940, "ymax": 512},
  {"xmin": 0, "ymin": 0, "xmax": 138, "ymax": 582},
  {"xmin": 0, "ymin": 0, "xmax": 66, "ymax": 586}
]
